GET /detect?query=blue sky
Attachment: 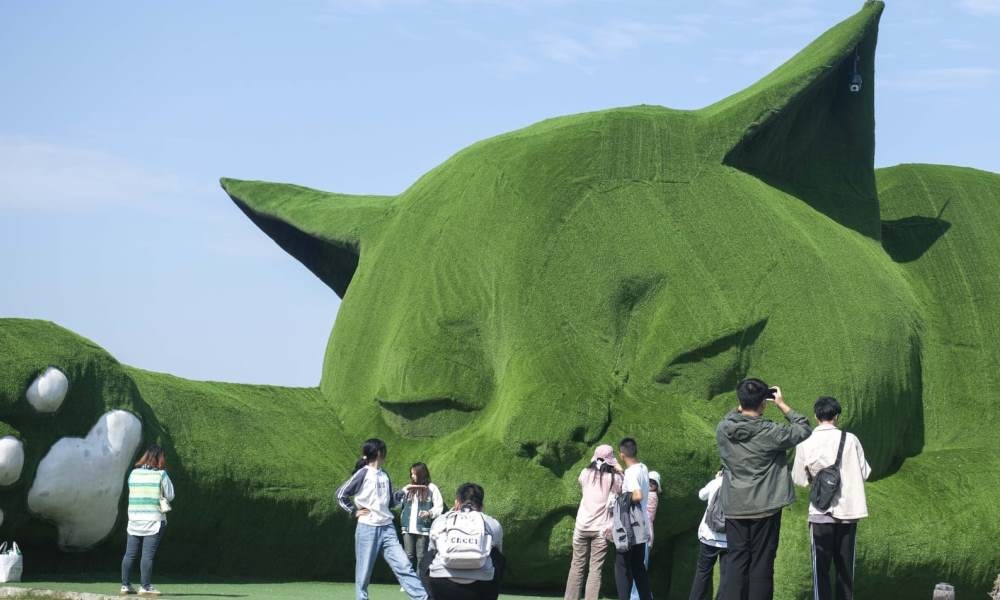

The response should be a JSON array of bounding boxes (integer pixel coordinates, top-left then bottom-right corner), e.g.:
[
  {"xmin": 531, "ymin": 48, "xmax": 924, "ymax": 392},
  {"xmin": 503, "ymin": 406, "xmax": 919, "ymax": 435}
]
[{"xmin": 2, "ymin": 0, "xmax": 998, "ymax": 386}]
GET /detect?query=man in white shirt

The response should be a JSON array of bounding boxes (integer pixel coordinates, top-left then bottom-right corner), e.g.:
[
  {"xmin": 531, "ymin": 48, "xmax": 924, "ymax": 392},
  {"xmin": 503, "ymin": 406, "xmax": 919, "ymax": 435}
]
[
  {"xmin": 792, "ymin": 397, "xmax": 871, "ymax": 600},
  {"xmin": 616, "ymin": 438, "xmax": 652, "ymax": 600}
]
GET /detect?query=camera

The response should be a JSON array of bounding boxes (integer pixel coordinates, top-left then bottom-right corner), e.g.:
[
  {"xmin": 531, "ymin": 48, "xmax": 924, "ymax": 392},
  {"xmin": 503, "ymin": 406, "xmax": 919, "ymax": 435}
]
[
  {"xmin": 765, "ymin": 387, "xmax": 778, "ymax": 400},
  {"xmin": 849, "ymin": 73, "xmax": 862, "ymax": 93}
]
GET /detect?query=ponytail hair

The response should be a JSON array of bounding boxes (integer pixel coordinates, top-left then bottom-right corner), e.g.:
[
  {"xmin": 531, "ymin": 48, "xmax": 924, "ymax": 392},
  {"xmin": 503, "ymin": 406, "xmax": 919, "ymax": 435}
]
[
  {"xmin": 587, "ymin": 458, "xmax": 618, "ymax": 487},
  {"xmin": 353, "ymin": 438, "xmax": 387, "ymax": 474}
]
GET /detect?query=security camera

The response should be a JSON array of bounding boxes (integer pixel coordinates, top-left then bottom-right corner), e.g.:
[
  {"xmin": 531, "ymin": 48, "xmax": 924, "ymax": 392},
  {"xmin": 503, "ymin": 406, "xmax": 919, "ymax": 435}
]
[{"xmin": 849, "ymin": 73, "xmax": 862, "ymax": 93}]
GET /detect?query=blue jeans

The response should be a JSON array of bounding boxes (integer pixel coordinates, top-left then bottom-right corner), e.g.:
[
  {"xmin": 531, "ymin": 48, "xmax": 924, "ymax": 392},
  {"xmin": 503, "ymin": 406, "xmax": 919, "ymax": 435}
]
[
  {"xmin": 356, "ymin": 523, "xmax": 427, "ymax": 600},
  {"xmin": 629, "ymin": 544, "xmax": 651, "ymax": 600},
  {"xmin": 121, "ymin": 523, "xmax": 166, "ymax": 588}
]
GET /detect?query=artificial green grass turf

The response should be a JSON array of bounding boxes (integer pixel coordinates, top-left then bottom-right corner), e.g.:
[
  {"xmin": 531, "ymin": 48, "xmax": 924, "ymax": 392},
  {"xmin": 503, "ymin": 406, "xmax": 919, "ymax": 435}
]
[
  {"xmin": 6, "ymin": 579, "xmax": 558, "ymax": 600},
  {"xmin": 3, "ymin": 1, "xmax": 1000, "ymax": 598}
]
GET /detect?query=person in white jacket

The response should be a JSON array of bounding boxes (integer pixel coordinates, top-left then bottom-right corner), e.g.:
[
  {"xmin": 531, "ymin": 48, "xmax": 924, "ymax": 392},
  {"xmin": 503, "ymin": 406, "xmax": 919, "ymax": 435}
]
[
  {"xmin": 688, "ymin": 471, "xmax": 728, "ymax": 600},
  {"xmin": 792, "ymin": 397, "xmax": 871, "ymax": 600}
]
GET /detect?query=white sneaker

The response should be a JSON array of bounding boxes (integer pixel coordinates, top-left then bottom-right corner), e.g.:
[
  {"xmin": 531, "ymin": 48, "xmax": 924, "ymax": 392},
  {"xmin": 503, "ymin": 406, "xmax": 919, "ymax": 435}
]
[
  {"xmin": 138, "ymin": 586, "xmax": 162, "ymax": 597},
  {"xmin": 120, "ymin": 585, "xmax": 136, "ymax": 596},
  {"xmin": 400, "ymin": 587, "xmax": 406, "ymax": 592}
]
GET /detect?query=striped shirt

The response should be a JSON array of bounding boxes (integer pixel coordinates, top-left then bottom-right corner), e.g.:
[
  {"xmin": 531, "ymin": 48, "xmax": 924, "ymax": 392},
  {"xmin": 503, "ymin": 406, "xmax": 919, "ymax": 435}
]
[{"xmin": 126, "ymin": 467, "xmax": 175, "ymax": 536}]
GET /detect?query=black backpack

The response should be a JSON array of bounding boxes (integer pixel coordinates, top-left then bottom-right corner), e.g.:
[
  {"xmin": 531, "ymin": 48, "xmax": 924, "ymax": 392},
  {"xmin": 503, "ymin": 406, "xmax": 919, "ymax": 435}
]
[
  {"xmin": 706, "ymin": 484, "xmax": 726, "ymax": 533},
  {"xmin": 808, "ymin": 431, "xmax": 847, "ymax": 512}
]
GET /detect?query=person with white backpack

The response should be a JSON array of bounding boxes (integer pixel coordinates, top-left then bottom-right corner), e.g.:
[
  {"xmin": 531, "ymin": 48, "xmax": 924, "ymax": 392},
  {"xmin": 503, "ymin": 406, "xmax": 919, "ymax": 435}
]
[
  {"xmin": 421, "ymin": 482, "xmax": 504, "ymax": 600},
  {"xmin": 120, "ymin": 444, "xmax": 175, "ymax": 597}
]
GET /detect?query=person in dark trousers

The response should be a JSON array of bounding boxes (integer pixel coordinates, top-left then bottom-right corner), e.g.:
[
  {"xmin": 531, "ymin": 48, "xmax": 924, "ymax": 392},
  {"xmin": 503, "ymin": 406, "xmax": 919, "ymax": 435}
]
[
  {"xmin": 688, "ymin": 470, "xmax": 727, "ymax": 600},
  {"xmin": 420, "ymin": 482, "xmax": 505, "ymax": 600},
  {"xmin": 792, "ymin": 397, "xmax": 871, "ymax": 600},
  {"xmin": 615, "ymin": 438, "xmax": 653, "ymax": 600},
  {"xmin": 716, "ymin": 378, "xmax": 812, "ymax": 600}
]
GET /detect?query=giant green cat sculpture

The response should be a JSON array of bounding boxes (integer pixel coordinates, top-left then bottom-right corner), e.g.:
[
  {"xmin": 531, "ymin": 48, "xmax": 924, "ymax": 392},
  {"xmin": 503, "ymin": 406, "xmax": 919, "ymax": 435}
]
[{"xmin": 1, "ymin": 2, "xmax": 998, "ymax": 597}]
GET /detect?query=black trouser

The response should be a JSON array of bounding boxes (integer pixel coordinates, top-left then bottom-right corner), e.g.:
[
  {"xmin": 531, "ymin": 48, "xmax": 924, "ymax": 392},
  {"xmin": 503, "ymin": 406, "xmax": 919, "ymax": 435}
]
[
  {"xmin": 810, "ymin": 522, "xmax": 857, "ymax": 600},
  {"xmin": 615, "ymin": 543, "xmax": 652, "ymax": 600},
  {"xmin": 719, "ymin": 513, "xmax": 782, "ymax": 600},
  {"xmin": 420, "ymin": 548, "xmax": 505, "ymax": 600},
  {"xmin": 688, "ymin": 542, "xmax": 727, "ymax": 600},
  {"xmin": 404, "ymin": 532, "xmax": 429, "ymax": 571}
]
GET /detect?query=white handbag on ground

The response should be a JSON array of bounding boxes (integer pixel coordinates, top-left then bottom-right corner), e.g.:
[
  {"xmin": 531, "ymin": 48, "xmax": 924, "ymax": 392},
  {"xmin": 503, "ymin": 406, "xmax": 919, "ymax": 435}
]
[{"xmin": 0, "ymin": 541, "xmax": 23, "ymax": 583}]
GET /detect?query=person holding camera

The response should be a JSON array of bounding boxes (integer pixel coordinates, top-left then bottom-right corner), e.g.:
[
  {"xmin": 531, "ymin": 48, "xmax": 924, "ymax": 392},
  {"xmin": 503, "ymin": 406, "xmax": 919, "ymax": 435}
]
[
  {"xmin": 400, "ymin": 462, "xmax": 445, "ymax": 573},
  {"xmin": 564, "ymin": 444, "xmax": 622, "ymax": 600},
  {"xmin": 792, "ymin": 397, "xmax": 871, "ymax": 600},
  {"xmin": 715, "ymin": 378, "xmax": 811, "ymax": 600},
  {"xmin": 687, "ymin": 469, "xmax": 727, "ymax": 600}
]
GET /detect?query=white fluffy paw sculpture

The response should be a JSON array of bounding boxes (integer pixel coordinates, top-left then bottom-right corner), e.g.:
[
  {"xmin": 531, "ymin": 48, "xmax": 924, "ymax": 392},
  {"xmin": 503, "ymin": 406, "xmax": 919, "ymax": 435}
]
[
  {"xmin": 1, "ymin": 320, "xmax": 148, "ymax": 551},
  {"xmin": 27, "ymin": 407, "xmax": 141, "ymax": 548}
]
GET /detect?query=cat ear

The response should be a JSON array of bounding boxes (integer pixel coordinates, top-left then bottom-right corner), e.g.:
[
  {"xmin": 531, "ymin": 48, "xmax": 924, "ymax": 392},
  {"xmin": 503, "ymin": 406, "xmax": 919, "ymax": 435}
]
[
  {"xmin": 220, "ymin": 178, "xmax": 393, "ymax": 298},
  {"xmin": 706, "ymin": 1, "xmax": 883, "ymax": 239}
]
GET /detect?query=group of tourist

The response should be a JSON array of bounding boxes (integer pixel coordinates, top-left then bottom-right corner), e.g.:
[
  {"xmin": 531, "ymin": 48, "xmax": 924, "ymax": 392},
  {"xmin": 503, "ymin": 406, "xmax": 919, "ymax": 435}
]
[
  {"xmin": 712, "ymin": 379, "xmax": 870, "ymax": 600},
  {"xmin": 565, "ymin": 378, "xmax": 871, "ymax": 600},
  {"xmin": 116, "ymin": 377, "xmax": 869, "ymax": 600},
  {"xmin": 334, "ymin": 439, "xmax": 505, "ymax": 600}
]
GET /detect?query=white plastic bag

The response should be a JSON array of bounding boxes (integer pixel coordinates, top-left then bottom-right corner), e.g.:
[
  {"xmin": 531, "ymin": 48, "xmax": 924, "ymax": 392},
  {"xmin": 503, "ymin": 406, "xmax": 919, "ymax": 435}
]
[{"xmin": 0, "ymin": 541, "xmax": 23, "ymax": 583}]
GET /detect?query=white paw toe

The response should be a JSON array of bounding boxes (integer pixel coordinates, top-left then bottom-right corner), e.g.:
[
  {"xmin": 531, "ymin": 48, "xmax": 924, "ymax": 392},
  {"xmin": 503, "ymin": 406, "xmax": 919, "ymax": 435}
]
[
  {"xmin": 26, "ymin": 367, "xmax": 70, "ymax": 413},
  {"xmin": 27, "ymin": 410, "xmax": 142, "ymax": 549},
  {"xmin": 0, "ymin": 436, "xmax": 25, "ymax": 486}
]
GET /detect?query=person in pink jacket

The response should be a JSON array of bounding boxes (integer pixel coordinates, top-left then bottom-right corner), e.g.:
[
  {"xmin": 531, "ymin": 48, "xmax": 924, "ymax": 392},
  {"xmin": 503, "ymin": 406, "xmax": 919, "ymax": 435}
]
[{"xmin": 564, "ymin": 445, "xmax": 623, "ymax": 600}]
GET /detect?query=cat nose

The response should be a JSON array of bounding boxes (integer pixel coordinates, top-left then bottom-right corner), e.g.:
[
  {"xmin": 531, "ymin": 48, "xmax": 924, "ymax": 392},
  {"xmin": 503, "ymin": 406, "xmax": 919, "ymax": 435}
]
[
  {"xmin": 515, "ymin": 438, "xmax": 587, "ymax": 478},
  {"xmin": 511, "ymin": 407, "xmax": 612, "ymax": 478}
]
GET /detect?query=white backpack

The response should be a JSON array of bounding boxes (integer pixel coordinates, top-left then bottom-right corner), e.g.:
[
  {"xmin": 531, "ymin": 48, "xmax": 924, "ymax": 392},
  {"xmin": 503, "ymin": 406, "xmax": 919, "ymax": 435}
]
[{"xmin": 436, "ymin": 510, "xmax": 492, "ymax": 569}]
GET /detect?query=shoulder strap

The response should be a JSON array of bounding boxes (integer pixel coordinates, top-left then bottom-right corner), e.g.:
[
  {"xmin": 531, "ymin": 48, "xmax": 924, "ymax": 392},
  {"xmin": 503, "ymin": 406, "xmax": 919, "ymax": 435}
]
[{"xmin": 834, "ymin": 430, "xmax": 848, "ymax": 468}]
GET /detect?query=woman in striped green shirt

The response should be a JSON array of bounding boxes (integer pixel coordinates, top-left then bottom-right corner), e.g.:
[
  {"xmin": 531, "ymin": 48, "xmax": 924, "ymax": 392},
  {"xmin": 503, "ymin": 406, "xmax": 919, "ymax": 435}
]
[{"xmin": 120, "ymin": 444, "xmax": 175, "ymax": 597}]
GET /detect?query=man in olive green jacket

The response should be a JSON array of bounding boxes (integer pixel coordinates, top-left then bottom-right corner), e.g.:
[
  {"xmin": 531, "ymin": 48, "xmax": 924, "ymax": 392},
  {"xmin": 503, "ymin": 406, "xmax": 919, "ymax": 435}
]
[{"xmin": 715, "ymin": 378, "xmax": 812, "ymax": 600}]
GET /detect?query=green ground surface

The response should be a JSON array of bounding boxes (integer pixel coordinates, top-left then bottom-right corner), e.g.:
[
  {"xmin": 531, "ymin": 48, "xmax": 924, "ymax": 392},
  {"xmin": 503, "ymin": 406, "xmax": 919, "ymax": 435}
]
[{"xmin": 8, "ymin": 579, "xmax": 554, "ymax": 600}]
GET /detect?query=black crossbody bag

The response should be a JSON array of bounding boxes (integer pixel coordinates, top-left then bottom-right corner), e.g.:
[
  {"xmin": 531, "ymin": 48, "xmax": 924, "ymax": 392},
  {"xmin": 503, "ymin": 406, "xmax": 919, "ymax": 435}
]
[{"xmin": 808, "ymin": 430, "xmax": 847, "ymax": 512}]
